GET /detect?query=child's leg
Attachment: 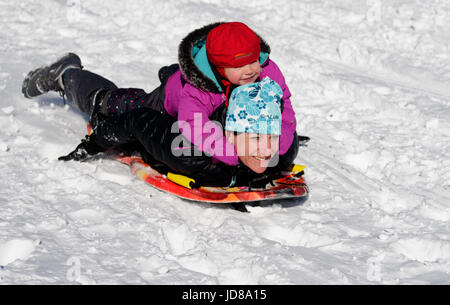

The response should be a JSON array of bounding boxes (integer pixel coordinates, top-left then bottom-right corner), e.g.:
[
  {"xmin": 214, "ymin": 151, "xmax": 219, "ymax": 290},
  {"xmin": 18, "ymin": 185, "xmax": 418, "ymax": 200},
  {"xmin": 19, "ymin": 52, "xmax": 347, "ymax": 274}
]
[
  {"xmin": 62, "ymin": 69, "xmax": 117, "ymax": 116},
  {"xmin": 99, "ymin": 64, "xmax": 180, "ymax": 116},
  {"xmin": 43, "ymin": 58, "xmax": 180, "ymax": 122},
  {"xmin": 22, "ymin": 53, "xmax": 117, "ymax": 118}
]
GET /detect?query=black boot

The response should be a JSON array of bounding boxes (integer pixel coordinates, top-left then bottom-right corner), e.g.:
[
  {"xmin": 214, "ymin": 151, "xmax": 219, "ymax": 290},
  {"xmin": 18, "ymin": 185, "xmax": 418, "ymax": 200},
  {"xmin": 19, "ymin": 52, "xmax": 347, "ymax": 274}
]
[{"xmin": 22, "ymin": 53, "xmax": 83, "ymax": 98}]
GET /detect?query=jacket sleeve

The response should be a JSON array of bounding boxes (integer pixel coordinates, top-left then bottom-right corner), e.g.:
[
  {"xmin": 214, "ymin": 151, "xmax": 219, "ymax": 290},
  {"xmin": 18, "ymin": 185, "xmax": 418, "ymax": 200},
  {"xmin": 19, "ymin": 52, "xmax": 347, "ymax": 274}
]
[
  {"xmin": 265, "ymin": 60, "xmax": 297, "ymax": 155},
  {"xmin": 177, "ymin": 84, "xmax": 239, "ymax": 166}
]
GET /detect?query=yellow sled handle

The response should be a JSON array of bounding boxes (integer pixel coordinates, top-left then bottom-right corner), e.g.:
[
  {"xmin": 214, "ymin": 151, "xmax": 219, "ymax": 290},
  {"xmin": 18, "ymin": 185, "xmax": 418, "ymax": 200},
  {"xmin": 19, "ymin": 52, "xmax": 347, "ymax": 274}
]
[
  {"xmin": 289, "ymin": 164, "xmax": 307, "ymax": 174},
  {"xmin": 167, "ymin": 172, "xmax": 197, "ymax": 189}
]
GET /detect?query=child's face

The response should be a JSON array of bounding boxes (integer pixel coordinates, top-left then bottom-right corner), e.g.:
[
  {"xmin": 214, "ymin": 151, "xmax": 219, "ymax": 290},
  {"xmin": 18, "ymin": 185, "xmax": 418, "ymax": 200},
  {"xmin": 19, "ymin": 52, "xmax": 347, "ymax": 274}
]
[{"xmin": 224, "ymin": 61, "xmax": 261, "ymax": 86}]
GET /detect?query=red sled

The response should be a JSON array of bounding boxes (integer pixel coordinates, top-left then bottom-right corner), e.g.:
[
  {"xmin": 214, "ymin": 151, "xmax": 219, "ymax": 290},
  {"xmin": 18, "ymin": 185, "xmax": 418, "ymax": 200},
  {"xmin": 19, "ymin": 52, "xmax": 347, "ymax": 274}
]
[{"xmin": 114, "ymin": 155, "xmax": 309, "ymax": 210}]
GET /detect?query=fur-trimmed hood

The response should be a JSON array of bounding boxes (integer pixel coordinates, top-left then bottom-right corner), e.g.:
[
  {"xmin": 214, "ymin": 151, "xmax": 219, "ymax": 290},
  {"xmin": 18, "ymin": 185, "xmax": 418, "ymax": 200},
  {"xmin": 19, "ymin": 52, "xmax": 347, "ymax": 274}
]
[{"xmin": 178, "ymin": 22, "xmax": 271, "ymax": 94}]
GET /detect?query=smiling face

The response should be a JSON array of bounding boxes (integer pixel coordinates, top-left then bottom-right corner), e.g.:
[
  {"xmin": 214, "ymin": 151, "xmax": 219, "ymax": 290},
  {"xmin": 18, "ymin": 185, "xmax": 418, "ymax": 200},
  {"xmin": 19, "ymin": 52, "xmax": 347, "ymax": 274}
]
[
  {"xmin": 224, "ymin": 61, "xmax": 261, "ymax": 86},
  {"xmin": 226, "ymin": 131, "xmax": 280, "ymax": 174}
]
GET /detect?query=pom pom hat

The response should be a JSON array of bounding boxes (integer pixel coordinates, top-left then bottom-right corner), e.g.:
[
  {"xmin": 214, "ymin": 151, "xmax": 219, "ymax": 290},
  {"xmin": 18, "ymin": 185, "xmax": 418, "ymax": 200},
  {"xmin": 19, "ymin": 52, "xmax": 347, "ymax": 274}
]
[{"xmin": 206, "ymin": 22, "xmax": 261, "ymax": 68}]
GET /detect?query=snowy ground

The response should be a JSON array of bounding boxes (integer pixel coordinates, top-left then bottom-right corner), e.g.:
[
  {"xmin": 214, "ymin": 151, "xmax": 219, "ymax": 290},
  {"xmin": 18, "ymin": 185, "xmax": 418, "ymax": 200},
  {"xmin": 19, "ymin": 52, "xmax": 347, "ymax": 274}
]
[{"xmin": 0, "ymin": 0, "xmax": 449, "ymax": 284}]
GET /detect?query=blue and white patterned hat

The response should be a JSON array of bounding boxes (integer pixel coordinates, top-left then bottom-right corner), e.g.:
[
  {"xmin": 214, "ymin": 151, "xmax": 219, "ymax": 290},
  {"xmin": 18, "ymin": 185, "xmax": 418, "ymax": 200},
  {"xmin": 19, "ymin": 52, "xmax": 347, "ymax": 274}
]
[{"xmin": 225, "ymin": 77, "xmax": 283, "ymax": 135}]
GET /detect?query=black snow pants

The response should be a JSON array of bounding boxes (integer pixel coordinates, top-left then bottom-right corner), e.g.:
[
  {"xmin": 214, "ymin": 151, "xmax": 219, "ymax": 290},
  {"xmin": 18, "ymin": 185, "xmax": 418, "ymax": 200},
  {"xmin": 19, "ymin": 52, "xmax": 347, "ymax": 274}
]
[{"xmin": 62, "ymin": 64, "xmax": 179, "ymax": 118}]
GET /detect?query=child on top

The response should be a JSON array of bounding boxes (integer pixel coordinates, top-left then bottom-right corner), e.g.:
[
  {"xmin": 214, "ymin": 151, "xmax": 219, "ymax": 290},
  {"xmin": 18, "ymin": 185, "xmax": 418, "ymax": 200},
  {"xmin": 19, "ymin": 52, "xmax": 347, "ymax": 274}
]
[{"xmin": 165, "ymin": 22, "xmax": 297, "ymax": 166}]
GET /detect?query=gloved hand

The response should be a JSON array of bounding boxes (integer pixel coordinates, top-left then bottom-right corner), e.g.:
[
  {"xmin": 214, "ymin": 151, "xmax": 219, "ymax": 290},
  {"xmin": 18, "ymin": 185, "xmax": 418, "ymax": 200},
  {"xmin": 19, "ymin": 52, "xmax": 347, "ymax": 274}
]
[
  {"xmin": 58, "ymin": 135, "xmax": 105, "ymax": 161},
  {"xmin": 298, "ymin": 135, "xmax": 310, "ymax": 146}
]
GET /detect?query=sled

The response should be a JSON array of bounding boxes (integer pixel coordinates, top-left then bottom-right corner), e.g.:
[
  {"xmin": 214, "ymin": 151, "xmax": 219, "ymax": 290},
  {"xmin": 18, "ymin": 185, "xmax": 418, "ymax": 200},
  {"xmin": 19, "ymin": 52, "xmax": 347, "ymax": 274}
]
[{"xmin": 114, "ymin": 155, "xmax": 309, "ymax": 211}]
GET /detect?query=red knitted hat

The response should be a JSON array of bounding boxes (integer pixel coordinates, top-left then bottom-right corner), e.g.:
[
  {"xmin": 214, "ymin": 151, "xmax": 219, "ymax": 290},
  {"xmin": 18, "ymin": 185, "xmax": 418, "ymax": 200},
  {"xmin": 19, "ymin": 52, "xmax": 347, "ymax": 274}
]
[{"xmin": 206, "ymin": 22, "xmax": 261, "ymax": 68}]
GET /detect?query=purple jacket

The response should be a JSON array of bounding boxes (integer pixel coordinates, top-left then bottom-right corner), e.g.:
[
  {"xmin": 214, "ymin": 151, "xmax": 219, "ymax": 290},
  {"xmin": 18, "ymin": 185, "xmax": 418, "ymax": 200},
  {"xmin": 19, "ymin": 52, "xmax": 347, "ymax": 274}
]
[{"xmin": 163, "ymin": 23, "xmax": 297, "ymax": 166}]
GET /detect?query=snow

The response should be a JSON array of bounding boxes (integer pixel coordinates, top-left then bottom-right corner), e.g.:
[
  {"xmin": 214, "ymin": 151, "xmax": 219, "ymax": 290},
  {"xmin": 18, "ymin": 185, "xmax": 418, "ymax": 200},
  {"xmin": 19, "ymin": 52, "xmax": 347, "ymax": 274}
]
[
  {"xmin": 0, "ymin": 0, "xmax": 449, "ymax": 284},
  {"xmin": 0, "ymin": 239, "xmax": 38, "ymax": 267}
]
